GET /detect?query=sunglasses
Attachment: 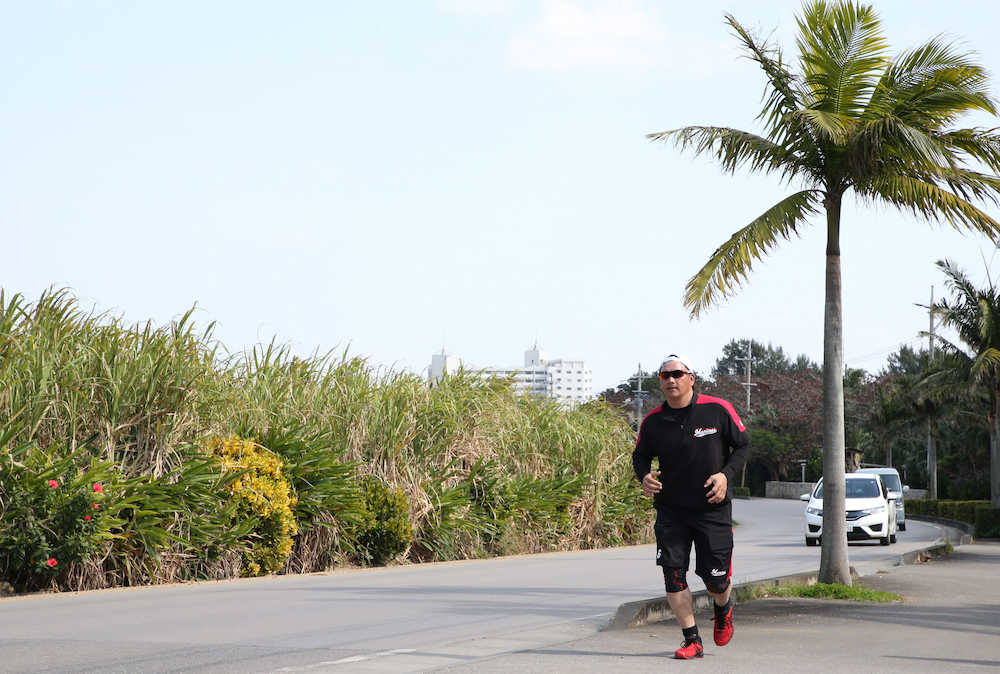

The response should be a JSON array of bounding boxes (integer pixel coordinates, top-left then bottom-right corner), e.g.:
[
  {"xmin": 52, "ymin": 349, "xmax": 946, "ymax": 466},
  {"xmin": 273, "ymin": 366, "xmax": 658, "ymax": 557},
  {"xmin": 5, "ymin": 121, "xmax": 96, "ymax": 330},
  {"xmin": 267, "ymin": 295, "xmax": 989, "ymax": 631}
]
[{"xmin": 659, "ymin": 369, "xmax": 690, "ymax": 380}]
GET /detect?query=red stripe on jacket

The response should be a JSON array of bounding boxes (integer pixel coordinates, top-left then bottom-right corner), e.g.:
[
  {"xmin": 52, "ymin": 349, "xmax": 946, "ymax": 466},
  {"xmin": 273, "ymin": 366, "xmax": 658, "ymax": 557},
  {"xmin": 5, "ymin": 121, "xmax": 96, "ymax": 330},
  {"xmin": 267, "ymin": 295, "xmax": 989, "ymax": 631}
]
[{"xmin": 695, "ymin": 394, "xmax": 746, "ymax": 432}]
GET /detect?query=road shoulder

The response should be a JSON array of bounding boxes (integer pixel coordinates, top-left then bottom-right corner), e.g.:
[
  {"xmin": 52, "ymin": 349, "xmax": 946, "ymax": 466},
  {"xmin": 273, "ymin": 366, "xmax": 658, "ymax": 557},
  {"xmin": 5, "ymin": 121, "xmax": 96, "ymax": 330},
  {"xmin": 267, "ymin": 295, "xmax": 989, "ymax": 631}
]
[{"xmin": 444, "ymin": 543, "xmax": 1000, "ymax": 673}]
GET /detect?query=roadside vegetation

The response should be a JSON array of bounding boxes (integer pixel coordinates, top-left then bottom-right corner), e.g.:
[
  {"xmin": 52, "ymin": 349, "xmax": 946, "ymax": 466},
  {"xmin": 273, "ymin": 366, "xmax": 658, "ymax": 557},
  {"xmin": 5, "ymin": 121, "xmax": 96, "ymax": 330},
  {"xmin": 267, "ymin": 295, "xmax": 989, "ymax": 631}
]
[
  {"xmin": 0, "ymin": 289, "xmax": 648, "ymax": 594},
  {"xmin": 755, "ymin": 582, "xmax": 901, "ymax": 603}
]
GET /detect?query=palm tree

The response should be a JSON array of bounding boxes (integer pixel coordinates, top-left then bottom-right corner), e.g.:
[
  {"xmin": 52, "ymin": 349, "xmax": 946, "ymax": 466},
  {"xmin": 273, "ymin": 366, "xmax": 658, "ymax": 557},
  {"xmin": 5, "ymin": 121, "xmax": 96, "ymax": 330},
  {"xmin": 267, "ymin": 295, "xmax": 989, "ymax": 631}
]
[
  {"xmin": 877, "ymin": 353, "xmax": 950, "ymax": 499},
  {"xmin": 929, "ymin": 259, "xmax": 1000, "ymax": 506},
  {"xmin": 649, "ymin": 1, "xmax": 1000, "ymax": 583}
]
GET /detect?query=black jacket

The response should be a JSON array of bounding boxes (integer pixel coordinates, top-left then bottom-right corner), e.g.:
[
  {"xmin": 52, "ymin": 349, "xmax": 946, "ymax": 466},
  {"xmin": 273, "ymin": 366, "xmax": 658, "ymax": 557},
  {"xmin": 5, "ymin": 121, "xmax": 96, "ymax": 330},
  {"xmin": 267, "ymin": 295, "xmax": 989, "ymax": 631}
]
[{"xmin": 632, "ymin": 393, "xmax": 751, "ymax": 511}]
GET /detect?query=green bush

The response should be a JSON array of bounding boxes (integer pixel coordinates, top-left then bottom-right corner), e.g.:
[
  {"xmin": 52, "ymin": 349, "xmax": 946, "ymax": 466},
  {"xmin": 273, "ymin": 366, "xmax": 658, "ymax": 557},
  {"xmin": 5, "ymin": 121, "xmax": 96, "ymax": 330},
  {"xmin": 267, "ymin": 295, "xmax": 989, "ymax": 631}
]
[
  {"xmin": 906, "ymin": 499, "xmax": 989, "ymax": 524},
  {"xmin": 908, "ymin": 499, "xmax": 935, "ymax": 516},
  {"xmin": 733, "ymin": 486, "xmax": 751, "ymax": 498},
  {"xmin": 411, "ymin": 461, "xmax": 481, "ymax": 562},
  {"xmin": 975, "ymin": 505, "xmax": 1000, "ymax": 538},
  {"xmin": 0, "ymin": 435, "xmax": 126, "ymax": 593},
  {"xmin": 938, "ymin": 500, "xmax": 956, "ymax": 520},
  {"xmin": 356, "ymin": 477, "xmax": 413, "ymax": 566},
  {"xmin": 466, "ymin": 459, "xmax": 516, "ymax": 551},
  {"xmin": 954, "ymin": 500, "xmax": 989, "ymax": 523},
  {"xmin": 596, "ymin": 469, "xmax": 649, "ymax": 548}
]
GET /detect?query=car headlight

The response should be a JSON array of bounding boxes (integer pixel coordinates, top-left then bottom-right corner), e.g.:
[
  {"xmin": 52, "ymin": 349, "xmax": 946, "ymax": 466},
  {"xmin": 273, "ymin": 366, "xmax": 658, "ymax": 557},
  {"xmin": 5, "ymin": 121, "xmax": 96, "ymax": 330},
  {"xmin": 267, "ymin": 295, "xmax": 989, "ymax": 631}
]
[
  {"xmin": 806, "ymin": 507, "xmax": 822, "ymax": 516},
  {"xmin": 856, "ymin": 506, "xmax": 885, "ymax": 517}
]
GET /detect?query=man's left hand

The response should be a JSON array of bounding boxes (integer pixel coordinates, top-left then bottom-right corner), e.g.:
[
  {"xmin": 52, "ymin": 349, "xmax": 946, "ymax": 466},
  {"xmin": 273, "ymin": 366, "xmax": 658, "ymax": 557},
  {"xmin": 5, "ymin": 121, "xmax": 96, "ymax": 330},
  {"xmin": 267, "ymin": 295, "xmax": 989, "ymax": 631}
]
[{"xmin": 704, "ymin": 472, "xmax": 728, "ymax": 504}]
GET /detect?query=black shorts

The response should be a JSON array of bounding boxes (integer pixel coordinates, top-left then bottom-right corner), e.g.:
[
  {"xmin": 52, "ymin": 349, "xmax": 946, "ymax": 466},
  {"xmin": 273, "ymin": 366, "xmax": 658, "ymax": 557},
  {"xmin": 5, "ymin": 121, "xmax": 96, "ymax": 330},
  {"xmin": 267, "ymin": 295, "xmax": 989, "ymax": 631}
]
[{"xmin": 654, "ymin": 503, "xmax": 733, "ymax": 585}]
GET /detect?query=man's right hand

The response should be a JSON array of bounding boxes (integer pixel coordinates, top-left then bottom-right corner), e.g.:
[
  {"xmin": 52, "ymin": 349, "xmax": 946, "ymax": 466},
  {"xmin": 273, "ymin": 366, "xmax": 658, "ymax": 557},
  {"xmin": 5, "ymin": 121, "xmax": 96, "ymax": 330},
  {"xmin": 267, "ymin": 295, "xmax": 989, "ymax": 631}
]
[{"xmin": 642, "ymin": 471, "xmax": 662, "ymax": 498}]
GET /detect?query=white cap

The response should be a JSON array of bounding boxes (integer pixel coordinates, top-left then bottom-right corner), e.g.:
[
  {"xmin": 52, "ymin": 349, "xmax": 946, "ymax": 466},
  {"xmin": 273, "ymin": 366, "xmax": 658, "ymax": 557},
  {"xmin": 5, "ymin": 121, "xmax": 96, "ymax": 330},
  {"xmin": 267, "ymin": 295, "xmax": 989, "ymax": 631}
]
[{"xmin": 659, "ymin": 353, "xmax": 693, "ymax": 373}]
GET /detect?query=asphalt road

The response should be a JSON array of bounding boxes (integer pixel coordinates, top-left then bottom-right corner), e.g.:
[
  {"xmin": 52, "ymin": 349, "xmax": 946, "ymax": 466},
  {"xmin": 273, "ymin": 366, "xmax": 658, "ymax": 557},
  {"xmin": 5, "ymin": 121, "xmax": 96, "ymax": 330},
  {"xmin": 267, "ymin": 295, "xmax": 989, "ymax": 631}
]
[{"xmin": 0, "ymin": 498, "xmax": 942, "ymax": 673}]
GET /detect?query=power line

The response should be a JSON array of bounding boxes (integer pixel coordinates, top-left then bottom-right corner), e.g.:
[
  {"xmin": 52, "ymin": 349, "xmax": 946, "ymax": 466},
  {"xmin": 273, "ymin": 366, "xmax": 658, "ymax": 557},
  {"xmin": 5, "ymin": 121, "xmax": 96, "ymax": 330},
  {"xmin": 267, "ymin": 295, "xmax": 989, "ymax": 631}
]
[{"xmin": 844, "ymin": 336, "xmax": 924, "ymax": 366}]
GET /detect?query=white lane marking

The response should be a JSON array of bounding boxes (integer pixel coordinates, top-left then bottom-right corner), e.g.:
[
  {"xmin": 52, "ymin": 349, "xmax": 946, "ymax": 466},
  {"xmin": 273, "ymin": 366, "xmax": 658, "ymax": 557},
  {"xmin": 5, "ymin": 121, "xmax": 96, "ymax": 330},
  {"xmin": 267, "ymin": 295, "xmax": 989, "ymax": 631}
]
[
  {"xmin": 275, "ymin": 649, "xmax": 416, "ymax": 671},
  {"xmin": 275, "ymin": 611, "xmax": 612, "ymax": 671},
  {"xmin": 327, "ymin": 648, "xmax": 416, "ymax": 664}
]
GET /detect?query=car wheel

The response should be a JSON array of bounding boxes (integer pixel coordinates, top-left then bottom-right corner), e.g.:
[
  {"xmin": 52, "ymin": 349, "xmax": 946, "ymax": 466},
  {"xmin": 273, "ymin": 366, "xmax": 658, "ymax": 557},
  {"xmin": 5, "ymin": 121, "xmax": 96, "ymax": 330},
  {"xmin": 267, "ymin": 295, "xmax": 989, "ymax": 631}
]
[
  {"xmin": 890, "ymin": 533, "xmax": 897, "ymax": 544},
  {"xmin": 806, "ymin": 537, "xmax": 818, "ymax": 546},
  {"xmin": 880, "ymin": 534, "xmax": 890, "ymax": 545},
  {"xmin": 898, "ymin": 522, "xmax": 906, "ymax": 531}
]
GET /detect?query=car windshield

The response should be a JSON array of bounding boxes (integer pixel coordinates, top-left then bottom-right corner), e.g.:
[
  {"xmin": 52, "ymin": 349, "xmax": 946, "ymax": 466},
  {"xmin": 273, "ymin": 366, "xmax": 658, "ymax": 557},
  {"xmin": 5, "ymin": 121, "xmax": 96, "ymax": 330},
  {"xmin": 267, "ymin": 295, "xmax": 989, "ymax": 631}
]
[
  {"xmin": 847, "ymin": 479, "xmax": 880, "ymax": 498},
  {"xmin": 879, "ymin": 474, "xmax": 901, "ymax": 491},
  {"xmin": 814, "ymin": 478, "xmax": 880, "ymax": 499}
]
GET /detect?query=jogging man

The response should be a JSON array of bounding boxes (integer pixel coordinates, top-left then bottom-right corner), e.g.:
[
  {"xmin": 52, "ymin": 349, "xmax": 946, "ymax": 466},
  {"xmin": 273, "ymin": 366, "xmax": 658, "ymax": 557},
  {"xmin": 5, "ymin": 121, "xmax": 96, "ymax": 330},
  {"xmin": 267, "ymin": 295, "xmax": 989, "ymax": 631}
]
[{"xmin": 632, "ymin": 354, "xmax": 750, "ymax": 659}]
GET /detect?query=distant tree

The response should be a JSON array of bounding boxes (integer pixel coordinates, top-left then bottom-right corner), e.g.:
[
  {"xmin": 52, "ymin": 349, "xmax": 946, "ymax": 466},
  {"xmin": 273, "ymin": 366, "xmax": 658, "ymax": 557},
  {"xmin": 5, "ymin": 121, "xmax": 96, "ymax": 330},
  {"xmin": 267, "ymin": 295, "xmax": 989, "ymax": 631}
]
[
  {"xmin": 598, "ymin": 369, "xmax": 663, "ymax": 427},
  {"xmin": 793, "ymin": 354, "xmax": 819, "ymax": 372},
  {"xmin": 701, "ymin": 367, "xmax": 825, "ymax": 484},
  {"xmin": 872, "ymin": 345, "xmax": 991, "ymax": 499},
  {"xmin": 884, "ymin": 344, "xmax": 928, "ymax": 376},
  {"xmin": 844, "ymin": 367, "xmax": 878, "ymax": 457},
  {"xmin": 711, "ymin": 339, "xmax": 816, "ymax": 378},
  {"xmin": 874, "ymin": 346, "xmax": 949, "ymax": 497},
  {"xmin": 928, "ymin": 259, "xmax": 1000, "ymax": 506}
]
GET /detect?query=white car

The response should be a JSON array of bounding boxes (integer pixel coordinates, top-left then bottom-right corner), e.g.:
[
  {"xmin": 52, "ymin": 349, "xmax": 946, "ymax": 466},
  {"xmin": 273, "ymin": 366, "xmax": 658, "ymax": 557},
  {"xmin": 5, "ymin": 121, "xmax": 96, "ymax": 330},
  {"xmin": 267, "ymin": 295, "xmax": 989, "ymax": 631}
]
[
  {"xmin": 858, "ymin": 467, "xmax": 909, "ymax": 531},
  {"xmin": 800, "ymin": 473, "xmax": 900, "ymax": 546}
]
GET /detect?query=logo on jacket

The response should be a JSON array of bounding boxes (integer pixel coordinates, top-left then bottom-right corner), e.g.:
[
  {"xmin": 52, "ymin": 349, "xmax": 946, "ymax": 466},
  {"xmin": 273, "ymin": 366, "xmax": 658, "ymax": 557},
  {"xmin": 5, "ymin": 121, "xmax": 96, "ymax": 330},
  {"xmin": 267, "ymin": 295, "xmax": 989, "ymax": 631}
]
[
  {"xmin": 693, "ymin": 427, "xmax": 718, "ymax": 438},
  {"xmin": 710, "ymin": 568, "xmax": 727, "ymax": 577}
]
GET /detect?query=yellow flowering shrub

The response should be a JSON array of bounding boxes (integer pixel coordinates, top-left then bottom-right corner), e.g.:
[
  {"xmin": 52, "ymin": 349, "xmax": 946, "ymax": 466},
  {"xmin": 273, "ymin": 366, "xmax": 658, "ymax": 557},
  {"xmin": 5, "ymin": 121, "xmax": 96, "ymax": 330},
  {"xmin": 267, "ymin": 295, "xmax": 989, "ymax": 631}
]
[
  {"xmin": 205, "ymin": 435, "xmax": 298, "ymax": 576},
  {"xmin": 357, "ymin": 477, "xmax": 412, "ymax": 566}
]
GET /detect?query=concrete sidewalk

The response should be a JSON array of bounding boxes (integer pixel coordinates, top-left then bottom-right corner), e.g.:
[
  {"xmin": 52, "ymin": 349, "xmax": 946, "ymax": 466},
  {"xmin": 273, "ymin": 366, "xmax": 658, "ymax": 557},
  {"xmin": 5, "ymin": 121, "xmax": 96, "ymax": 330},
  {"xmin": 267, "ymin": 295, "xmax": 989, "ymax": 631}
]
[{"xmin": 444, "ymin": 542, "xmax": 1000, "ymax": 673}]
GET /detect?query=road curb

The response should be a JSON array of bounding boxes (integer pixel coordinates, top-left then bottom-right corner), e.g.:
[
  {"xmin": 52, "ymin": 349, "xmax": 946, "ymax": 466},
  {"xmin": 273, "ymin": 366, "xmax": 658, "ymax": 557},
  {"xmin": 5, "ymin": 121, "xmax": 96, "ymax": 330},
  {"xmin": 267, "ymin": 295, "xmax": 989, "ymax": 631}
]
[
  {"xmin": 604, "ymin": 518, "xmax": 970, "ymax": 631},
  {"xmin": 906, "ymin": 514, "xmax": 974, "ymax": 543}
]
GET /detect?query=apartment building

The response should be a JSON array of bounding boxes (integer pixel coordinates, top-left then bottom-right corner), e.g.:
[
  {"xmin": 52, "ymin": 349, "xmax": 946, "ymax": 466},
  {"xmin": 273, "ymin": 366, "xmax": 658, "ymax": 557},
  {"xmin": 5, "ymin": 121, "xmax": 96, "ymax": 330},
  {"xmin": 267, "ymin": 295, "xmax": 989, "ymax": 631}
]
[{"xmin": 427, "ymin": 344, "xmax": 593, "ymax": 406}]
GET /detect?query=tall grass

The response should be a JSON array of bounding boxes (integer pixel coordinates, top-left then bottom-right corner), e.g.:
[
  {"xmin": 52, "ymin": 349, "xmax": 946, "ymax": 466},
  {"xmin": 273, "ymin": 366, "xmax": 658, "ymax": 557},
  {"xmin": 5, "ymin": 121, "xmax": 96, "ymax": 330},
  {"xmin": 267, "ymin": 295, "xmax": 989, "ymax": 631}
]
[{"xmin": 0, "ymin": 289, "xmax": 649, "ymax": 593}]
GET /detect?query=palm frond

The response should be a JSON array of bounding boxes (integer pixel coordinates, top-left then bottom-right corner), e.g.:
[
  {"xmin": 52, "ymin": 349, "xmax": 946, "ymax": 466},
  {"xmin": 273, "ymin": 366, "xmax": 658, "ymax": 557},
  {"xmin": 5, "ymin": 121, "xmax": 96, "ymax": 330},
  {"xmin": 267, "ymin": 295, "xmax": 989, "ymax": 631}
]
[
  {"xmin": 937, "ymin": 168, "xmax": 1000, "ymax": 208},
  {"xmin": 940, "ymin": 128, "xmax": 1000, "ymax": 173},
  {"xmin": 647, "ymin": 126, "xmax": 805, "ymax": 180},
  {"xmin": 795, "ymin": 0, "xmax": 887, "ymax": 117},
  {"xmin": 684, "ymin": 190, "xmax": 822, "ymax": 317},
  {"xmin": 931, "ymin": 259, "xmax": 1000, "ymax": 377},
  {"xmin": 724, "ymin": 14, "xmax": 803, "ymax": 138},
  {"xmin": 863, "ymin": 174, "xmax": 1000, "ymax": 237},
  {"xmin": 787, "ymin": 108, "xmax": 854, "ymax": 143},
  {"xmin": 853, "ymin": 117, "xmax": 952, "ymax": 171},
  {"xmin": 867, "ymin": 37, "xmax": 995, "ymax": 120},
  {"xmin": 864, "ymin": 44, "xmax": 996, "ymax": 146},
  {"xmin": 933, "ymin": 294, "xmax": 983, "ymax": 350},
  {"xmin": 935, "ymin": 258, "xmax": 984, "ymax": 311},
  {"xmin": 969, "ymin": 347, "xmax": 1000, "ymax": 384}
]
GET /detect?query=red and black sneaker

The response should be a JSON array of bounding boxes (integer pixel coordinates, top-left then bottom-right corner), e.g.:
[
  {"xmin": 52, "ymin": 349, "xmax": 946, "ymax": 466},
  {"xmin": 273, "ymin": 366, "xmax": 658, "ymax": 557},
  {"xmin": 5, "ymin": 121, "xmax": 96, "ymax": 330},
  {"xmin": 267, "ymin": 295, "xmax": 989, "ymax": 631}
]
[
  {"xmin": 714, "ymin": 603, "xmax": 734, "ymax": 646},
  {"xmin": 674, "ymin": 639, "xmax": 704, "ymax": 659}
]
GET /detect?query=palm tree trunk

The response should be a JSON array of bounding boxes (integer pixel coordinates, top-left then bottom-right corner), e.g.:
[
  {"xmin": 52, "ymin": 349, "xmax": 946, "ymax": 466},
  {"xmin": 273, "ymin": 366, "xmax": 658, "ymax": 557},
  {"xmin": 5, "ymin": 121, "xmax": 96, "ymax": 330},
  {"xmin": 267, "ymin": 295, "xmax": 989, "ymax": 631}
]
[
  {"xmin": 927, "ymin": 419, "xmax": 938, "ymax": 500},
  {"xmin": 992, "ymin": 391, "xmax": 1000, "ymax": 507},
  {"xmin": 819, "ymin": 194, "xmax": 852, "ymax": 585}
]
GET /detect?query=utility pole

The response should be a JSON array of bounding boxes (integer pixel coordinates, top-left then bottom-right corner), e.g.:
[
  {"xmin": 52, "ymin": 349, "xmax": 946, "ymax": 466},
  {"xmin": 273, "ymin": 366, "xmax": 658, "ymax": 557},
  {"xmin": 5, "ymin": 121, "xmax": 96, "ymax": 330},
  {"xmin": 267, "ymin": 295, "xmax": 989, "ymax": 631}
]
[
  {"xmin": 736, "ymin": 341, "xmax": 756, "ymax": 487},
  {"xmin": 633, "ymin": 362, "xmax": 644, "ymax": 429},
  {"xmin": 927, "ymin": 286, "xmax": 938, "ymax": 499},
  {"xmin": 736, "ymin": 341, "xmax": 757, "ymax": 414}
]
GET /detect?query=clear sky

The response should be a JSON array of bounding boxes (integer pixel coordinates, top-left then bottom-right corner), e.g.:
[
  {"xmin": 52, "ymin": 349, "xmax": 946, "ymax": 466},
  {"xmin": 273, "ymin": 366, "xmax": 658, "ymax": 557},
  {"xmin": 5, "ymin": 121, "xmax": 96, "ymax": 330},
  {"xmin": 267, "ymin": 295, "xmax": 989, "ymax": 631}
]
[{"xmin": 3, "ymin": 0, "xmax": 999, "ymax": 393}]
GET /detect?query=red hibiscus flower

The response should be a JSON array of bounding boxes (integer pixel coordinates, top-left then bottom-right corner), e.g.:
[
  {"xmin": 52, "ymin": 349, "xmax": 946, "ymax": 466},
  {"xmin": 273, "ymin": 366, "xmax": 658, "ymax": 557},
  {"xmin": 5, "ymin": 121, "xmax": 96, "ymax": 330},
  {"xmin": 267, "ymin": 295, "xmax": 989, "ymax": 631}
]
[
  {"xmin": 92, "ymin": 483, "xmax": 103, "ymax": 493},
  {"xmin": 48, "ymin": 480, "xmax": 59, "ymax": 488},
  {"xmin": 46, "ymin": 558, "xmax": 58, "ymax": 568},
  {"xmin": 93, "ymin": 503, "xmax": 100, "ymax": 509},
  {"xmin": 85, "ymin": 515, "xmax": 92, "ymax": 521}
]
